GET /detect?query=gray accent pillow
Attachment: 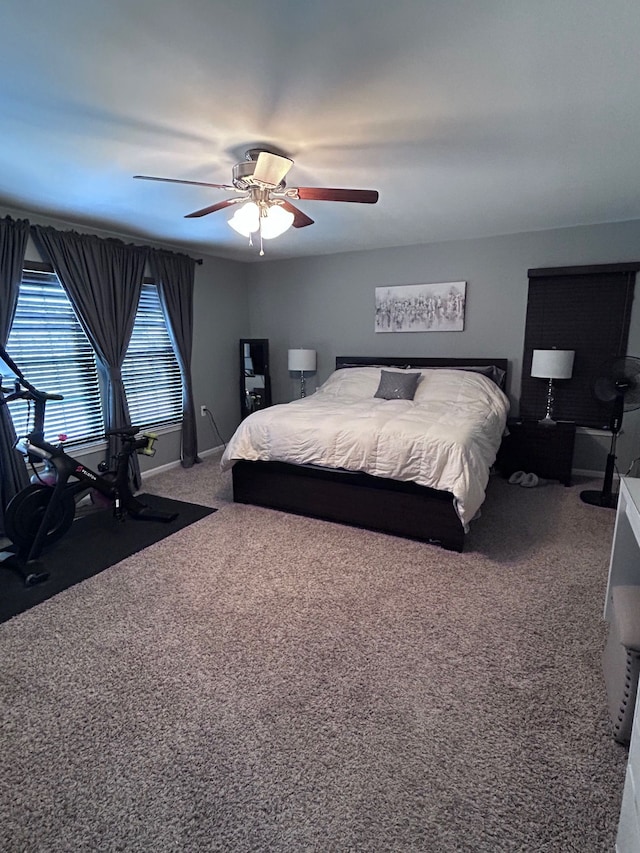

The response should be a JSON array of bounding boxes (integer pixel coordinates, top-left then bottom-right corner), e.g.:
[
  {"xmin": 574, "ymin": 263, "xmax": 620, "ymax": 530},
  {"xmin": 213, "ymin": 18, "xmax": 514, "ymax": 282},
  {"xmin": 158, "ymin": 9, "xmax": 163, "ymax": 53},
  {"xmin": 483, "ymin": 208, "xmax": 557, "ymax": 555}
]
[{"xmin": 374, "ymin": 370, "xmax": 420, "ymax": 400}]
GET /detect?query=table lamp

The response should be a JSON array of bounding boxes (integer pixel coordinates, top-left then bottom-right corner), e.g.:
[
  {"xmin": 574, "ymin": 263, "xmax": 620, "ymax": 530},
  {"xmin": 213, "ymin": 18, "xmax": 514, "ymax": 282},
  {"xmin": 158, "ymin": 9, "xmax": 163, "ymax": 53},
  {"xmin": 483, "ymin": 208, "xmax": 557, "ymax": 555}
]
[
  {"xmin": 288, "ymin": 348, "xmax": 316, "ymax": 398},
  {"xmin": 531, "ymin": 348, "xmax": 575, "ymax": 425}
]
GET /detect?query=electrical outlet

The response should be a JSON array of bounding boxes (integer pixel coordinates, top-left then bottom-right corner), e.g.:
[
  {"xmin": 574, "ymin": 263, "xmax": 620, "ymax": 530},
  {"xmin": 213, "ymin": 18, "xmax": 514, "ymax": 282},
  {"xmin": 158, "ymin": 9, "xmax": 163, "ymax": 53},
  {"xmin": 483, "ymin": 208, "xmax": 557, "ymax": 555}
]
[{"xmin": 200, "ymin": 405, "xmax": 207, "ymax": 417}]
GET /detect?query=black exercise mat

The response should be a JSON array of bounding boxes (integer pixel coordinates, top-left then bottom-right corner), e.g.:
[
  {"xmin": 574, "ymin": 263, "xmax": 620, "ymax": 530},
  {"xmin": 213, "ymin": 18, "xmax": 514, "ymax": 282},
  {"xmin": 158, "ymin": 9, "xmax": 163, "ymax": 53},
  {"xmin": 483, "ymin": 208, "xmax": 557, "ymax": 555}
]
[{"xmin": 0, "ymin": 493, "xmax": 216, "ymax": 624}]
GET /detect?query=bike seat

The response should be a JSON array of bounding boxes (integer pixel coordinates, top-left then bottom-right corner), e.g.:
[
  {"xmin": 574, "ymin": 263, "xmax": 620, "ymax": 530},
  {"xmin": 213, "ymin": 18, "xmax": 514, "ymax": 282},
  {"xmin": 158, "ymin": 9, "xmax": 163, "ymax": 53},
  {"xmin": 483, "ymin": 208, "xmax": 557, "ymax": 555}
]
[{"xmin": 104, "ymin": 426, "xmax": 140, "ymax": 438}]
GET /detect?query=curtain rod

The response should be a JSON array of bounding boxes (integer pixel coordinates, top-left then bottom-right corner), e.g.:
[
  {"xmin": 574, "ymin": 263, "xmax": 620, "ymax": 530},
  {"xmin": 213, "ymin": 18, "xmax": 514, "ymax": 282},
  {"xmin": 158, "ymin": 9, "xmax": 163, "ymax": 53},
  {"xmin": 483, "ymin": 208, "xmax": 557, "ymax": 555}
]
[{"xmin": 24, "ymin": 258, "xmax": 203, "ymax": 272}]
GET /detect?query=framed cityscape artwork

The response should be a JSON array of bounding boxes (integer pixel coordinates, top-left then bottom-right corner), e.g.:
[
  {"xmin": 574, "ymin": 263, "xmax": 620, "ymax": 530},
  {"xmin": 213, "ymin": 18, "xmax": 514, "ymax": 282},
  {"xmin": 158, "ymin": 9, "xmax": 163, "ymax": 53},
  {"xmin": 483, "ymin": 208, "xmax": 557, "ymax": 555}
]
[{"xmin": 375, "ymin": 281, "xmax": 466, "ymax": 333}]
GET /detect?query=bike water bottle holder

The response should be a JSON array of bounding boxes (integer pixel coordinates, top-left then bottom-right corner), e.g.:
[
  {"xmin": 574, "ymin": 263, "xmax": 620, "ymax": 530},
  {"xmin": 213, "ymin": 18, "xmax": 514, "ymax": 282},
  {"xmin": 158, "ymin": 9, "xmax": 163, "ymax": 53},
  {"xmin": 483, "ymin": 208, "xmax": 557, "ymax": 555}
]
[{"xmin": 15, "ymin": 437, "xmax": 49, "ymax": 466}]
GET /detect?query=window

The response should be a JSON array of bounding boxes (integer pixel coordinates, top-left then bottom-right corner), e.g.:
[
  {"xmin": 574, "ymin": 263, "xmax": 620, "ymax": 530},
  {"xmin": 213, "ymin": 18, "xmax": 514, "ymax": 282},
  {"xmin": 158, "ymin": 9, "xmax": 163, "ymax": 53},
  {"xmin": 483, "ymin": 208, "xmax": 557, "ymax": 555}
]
[
  {"xmin": 5, "ymin": 268, "xmax": 104, "ymax": 445},
  {"xmin": 520, "ymin": 263, "xmax": 638, "ymax": 428},
  {"xmin": 5, "ymin": 271, "xmax": 182, "ymax": 446},
  {"xmin": 122, "ymin": 283, "xmax": 183, "ymax": 430}
]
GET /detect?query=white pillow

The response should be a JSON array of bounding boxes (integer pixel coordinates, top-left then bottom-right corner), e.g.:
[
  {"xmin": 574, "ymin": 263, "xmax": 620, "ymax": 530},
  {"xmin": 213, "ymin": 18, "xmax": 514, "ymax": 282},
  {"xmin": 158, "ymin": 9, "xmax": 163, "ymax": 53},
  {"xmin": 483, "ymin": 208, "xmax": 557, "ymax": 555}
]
[
  {"xmin": 412, "ymin": 368, "xmax": 493, "ymax": 403},
  {"xmin": 316, "ymin": 367, "xmax": 381, "ymax": 398}
]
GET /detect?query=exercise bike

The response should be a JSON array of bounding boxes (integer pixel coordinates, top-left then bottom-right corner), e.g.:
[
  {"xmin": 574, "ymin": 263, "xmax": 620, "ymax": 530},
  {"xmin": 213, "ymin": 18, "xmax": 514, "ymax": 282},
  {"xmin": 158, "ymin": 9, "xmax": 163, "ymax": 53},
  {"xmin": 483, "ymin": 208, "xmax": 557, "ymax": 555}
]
[{"xmin": 0, "ymin": 348, "xmax": 178, "ymax": 585}]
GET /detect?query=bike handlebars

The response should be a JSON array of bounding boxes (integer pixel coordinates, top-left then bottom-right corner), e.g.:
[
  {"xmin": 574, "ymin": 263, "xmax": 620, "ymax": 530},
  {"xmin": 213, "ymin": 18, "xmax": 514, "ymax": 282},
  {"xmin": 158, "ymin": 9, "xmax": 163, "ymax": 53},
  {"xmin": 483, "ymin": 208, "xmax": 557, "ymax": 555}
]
[
  {"xmin": 1, "ymin": 381, "xmax": 64, "ymax": 404},
  {"xmin": 2, "ymin": 365, "xmax": 155, "ymax": 457}
]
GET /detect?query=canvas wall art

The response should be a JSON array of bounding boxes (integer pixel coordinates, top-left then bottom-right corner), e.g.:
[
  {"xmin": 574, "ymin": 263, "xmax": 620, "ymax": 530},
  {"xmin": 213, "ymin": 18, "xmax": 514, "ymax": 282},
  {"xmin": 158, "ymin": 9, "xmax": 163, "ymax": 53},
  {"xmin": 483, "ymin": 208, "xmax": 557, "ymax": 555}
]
[{"xmin": 375, "ymin": 281, "xmax": 466, "ymax": 333}]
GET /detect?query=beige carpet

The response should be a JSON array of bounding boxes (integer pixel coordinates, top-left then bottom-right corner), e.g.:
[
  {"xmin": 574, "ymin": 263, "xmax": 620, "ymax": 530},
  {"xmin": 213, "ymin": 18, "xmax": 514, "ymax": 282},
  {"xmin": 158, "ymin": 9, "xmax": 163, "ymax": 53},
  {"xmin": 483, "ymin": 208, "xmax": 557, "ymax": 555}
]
[{"xmin": 0, "ymin": 453, "xmax": 628, "ymax": 851}]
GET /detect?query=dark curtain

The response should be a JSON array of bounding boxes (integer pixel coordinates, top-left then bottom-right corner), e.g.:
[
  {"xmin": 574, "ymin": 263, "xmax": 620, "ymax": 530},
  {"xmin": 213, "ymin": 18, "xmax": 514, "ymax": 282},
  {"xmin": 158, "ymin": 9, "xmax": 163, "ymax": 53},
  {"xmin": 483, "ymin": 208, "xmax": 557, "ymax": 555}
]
[
  {"xmin": 0, "ymin": 217, "xmax": 30, "ymax": 529},
  {"xmin": 31, "ymin": 226, "xmax": 148, "ymax": 487},
  {"xmin": 148, "ymin": 249, "xmax": 200, "ymax": 467}
]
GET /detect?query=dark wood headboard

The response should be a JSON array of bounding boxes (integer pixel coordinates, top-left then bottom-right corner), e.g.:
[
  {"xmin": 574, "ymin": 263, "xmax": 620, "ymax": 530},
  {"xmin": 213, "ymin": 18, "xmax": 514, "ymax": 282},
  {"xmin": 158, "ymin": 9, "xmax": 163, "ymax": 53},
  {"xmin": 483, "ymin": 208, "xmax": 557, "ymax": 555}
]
[{"xmin": 335, "ymin": 356, "xmax": 509, "ymax": 389}]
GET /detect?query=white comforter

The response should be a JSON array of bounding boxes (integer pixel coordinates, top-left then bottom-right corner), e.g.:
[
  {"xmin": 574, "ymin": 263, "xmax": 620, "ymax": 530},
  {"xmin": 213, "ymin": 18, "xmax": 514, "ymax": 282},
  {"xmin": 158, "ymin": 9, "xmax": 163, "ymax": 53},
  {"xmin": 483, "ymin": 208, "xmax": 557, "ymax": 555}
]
[{"xmin": 221, "ymin": 367, "xmax": 509, "ymax": 527}]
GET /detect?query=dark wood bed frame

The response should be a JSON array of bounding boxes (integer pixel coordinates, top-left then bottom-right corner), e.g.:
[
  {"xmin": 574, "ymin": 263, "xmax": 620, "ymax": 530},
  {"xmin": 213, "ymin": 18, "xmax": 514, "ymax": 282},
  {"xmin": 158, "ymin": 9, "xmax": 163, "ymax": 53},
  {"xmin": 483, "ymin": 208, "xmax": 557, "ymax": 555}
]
[{"xmin": 231, "ymin": 356, "xmax": 508, "ymax": 552}]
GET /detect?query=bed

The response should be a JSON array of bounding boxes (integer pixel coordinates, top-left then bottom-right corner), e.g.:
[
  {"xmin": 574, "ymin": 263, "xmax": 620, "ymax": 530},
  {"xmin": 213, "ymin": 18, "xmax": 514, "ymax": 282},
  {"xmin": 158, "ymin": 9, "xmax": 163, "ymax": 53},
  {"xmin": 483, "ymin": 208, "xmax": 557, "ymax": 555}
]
[{"xmin": 221, "ymin": 356, "xmax": 509, "ymax": 551}]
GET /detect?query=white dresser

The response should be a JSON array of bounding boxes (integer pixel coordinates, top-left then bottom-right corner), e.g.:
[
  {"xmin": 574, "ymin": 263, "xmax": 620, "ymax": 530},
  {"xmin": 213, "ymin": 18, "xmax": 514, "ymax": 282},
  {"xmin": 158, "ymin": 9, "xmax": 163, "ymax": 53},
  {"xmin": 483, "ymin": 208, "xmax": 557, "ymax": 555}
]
[
  {"xmin": 607, "ymin": 478, "xmax": 640, "ymax": 852},
  {"xmin": 618, "ymin": 714, "xmax": 640, "ymax": 853},
  {"xmin": 605, "ymin": 477, "xmax": 640, "ymax": 620}
]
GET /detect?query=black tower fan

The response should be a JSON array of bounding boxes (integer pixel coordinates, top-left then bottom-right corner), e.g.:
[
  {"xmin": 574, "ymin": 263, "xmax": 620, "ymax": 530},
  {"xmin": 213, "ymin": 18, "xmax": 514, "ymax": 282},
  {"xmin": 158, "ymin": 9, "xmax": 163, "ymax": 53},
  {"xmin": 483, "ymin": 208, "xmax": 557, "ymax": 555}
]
[{"xmin": 580, "ymin": 356, "xmax": 640, "ymax": 509}]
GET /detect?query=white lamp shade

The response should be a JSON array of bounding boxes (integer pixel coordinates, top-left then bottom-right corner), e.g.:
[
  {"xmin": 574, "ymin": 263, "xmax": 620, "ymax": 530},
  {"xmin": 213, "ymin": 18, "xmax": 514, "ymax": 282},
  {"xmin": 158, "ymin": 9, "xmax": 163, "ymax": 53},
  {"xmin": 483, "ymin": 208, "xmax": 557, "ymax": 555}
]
[
  {"xmin": 261, "ymin": 205, "xmax": 294, "ymax": 239},
  {"xmin": 288, "ymin": 348, "xmax": 316, "ymax": 372},
  {"xmin": 229, "ymin": 202, "xmax": 260, "ymax": 237},
  {"xmin": 229, "ymin": 202, "xmax": 294, "ymax": 240},
  {"xmin": 531, "ymin": 349, "xmax": 575, "ymax": 379}
]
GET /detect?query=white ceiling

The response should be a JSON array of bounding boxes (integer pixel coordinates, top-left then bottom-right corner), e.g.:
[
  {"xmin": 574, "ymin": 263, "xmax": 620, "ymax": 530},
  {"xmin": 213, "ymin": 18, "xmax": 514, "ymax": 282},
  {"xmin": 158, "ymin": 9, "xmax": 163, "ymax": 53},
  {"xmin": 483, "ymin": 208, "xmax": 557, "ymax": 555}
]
[{"xmin": 2, "ymin": 0, "xmax": 640, "ymax": 263}]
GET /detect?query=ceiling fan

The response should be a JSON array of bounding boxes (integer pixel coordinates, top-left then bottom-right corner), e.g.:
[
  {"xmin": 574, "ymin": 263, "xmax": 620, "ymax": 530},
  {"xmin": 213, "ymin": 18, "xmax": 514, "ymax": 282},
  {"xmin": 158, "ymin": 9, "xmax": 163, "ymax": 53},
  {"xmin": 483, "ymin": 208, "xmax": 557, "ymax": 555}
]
[{"xmin": 134, "ymin": 149, "xmax": 379, "ymax": 254}]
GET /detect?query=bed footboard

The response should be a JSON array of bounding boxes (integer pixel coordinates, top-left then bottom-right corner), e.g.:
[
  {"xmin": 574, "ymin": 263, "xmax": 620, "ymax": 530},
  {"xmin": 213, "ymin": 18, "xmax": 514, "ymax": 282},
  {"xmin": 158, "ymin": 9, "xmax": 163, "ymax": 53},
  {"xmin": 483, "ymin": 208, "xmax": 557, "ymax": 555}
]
[{"xmin": 231, "ymin": 460, "xmax": 465, "ymax": 551}]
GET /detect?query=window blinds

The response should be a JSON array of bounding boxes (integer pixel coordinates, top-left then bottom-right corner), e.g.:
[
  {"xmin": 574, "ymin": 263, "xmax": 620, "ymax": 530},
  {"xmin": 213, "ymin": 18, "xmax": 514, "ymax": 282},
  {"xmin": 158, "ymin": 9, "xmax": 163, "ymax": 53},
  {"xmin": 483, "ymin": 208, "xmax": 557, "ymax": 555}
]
[
  {"xmin": 6, "ymin": 269, "xmax": 104, "ymax": 445},
  {"xmin": 520, "ymin": 265, "xmax": 637, "ymax": 428},
  {"xmin": 6, "ymin": 273, "xmax": 183, "ymax": 447},
  {"xmin": 121, "ymin": 283, "xmax": 183, "ymax": 430}
]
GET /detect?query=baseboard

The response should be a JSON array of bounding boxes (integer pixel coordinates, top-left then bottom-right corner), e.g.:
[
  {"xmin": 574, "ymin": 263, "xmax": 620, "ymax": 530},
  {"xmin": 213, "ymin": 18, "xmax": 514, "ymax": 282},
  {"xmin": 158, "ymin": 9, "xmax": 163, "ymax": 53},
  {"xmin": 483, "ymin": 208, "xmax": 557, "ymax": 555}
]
[
  {"xmin": 141, "ymin": 444, "xmax": 224, "ymax": 480},
  {"xmin": 198, "ymin": 445, "xmax": 224, "ymax": 459},
  {"xmin": 572, "ymin": 468, "xmax": 614, "ymax": 480}
]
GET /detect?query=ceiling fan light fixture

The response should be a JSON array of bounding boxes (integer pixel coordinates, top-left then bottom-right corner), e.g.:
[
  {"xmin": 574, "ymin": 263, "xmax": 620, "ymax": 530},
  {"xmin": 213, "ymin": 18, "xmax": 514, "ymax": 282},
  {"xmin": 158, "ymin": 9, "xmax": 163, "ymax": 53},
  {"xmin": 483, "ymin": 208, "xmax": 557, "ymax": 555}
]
[
  {"xmin": 228, "ymin": 201, "xmax": 260, "ymax": 237},
  {"xmin": 260, "ymin": 204, "xmax": 294, "ymax": 240},
  {"xmin": 135, "ymin": 149, "xmax": 378, "ymax": 251}
]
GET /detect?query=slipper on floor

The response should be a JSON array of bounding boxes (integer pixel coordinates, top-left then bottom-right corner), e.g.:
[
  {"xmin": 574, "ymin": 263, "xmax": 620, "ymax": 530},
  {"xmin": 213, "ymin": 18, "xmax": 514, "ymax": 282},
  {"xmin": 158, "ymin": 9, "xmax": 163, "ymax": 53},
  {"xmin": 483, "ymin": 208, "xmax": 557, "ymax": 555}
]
[
  {"xmin": 508, "ymin": 470, "xmax": 527, "ymax": 485},
  {"xmin": 520, "ymin": 473, "xmax": 539, "ymax": 488}
]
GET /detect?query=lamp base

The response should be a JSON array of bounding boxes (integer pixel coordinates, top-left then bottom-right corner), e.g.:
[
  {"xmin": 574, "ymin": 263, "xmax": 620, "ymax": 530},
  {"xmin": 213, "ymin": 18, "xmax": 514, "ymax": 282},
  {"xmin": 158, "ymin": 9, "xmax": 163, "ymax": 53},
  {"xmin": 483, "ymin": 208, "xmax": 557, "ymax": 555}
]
[{"xmin": 537, "ymin": 416, "xmax": 557, "ymax": 427}]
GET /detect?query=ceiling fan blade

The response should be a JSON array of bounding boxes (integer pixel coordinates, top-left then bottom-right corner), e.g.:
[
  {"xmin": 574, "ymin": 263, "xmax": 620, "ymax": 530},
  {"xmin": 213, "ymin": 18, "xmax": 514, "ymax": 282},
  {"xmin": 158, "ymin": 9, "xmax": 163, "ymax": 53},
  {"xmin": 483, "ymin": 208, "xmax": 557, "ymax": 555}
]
[
  {"xmin": 296, "ymin": 187, "xmax": 379, "ymax": 204},
  {"xmin": 252, "ymin": 152, "xmax": 293, "ymax": 188},
  {"xmin": 134, "ymin": 174, "xmax": 233, "ymax": 190},
  {"xmin": 281, "ymin": 201, "xmax": 314, "ymax": 228},
  {"xmin": 184, "ymin": 198, "xmax": 243, "ymax": 218}
]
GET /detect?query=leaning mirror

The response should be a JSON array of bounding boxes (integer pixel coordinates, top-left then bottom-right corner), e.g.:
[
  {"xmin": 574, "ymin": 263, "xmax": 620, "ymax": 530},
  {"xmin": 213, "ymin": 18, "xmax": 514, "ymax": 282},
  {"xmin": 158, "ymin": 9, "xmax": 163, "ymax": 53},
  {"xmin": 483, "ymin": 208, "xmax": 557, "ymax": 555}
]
[{"xmin": 239, "ymin": 338, "xmax": 271, "ymax": 419}]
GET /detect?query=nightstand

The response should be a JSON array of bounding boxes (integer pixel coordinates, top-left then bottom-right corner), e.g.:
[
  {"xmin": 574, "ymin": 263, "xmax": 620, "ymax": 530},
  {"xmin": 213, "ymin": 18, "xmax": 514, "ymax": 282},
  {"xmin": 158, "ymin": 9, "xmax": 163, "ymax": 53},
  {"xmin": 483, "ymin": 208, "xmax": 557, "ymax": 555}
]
[{"xmin": 497, "ymin": 419, "xmax": 576, "ymax": 486}]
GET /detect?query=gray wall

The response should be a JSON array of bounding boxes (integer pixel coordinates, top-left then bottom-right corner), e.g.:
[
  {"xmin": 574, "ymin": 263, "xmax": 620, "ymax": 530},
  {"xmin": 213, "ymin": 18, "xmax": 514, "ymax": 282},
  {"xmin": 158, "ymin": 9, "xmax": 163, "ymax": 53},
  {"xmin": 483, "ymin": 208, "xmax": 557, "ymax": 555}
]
[
  {"xmin": 247, "ymin": 219, "xmax": 640, "ymax": 475},
  {"xmin": 6, "ymin": 200, "xmax": 640, "ymax": 476}
]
